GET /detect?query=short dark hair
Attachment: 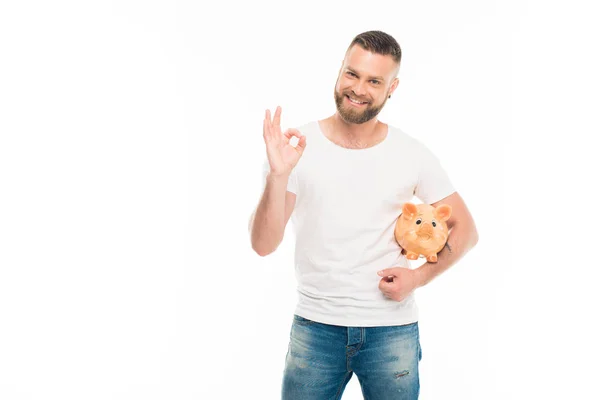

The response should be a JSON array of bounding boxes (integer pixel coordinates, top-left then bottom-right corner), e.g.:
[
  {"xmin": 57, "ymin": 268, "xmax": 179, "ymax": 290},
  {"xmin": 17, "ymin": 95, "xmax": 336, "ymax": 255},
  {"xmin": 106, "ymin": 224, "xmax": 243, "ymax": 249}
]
[{"xmin": 348, "ymin": 30, "xmax": 402, "ymax": 64}]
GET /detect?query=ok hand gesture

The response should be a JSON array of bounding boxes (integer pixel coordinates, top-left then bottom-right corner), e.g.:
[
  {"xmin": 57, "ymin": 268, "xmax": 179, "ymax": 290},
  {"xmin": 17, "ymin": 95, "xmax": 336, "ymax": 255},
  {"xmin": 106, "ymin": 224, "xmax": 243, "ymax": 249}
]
[{"xmin": 263, "ymin": 106, "xmax": 306, "ymax": 177}]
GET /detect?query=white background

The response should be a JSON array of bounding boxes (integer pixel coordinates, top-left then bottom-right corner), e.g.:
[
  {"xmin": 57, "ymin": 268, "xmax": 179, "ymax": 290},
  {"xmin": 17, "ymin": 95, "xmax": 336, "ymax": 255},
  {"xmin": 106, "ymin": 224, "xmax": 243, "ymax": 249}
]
[{"xmin": 1, "ymin": 0, "xmax": 599, "ymax": 399}]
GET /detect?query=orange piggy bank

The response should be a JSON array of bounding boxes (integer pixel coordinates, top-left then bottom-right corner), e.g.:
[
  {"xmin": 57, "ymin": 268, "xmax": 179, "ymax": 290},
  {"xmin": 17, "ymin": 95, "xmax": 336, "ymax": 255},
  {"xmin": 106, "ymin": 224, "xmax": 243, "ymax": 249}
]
[{"xmin": 394, "ymin": 202, "xmax": 452, "ymax": 262}]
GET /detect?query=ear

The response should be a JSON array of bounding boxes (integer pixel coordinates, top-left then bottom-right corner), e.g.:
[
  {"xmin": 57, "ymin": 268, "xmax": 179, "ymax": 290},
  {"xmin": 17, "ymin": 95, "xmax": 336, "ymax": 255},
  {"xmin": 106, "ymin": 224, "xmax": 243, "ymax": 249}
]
[
  {"xmin": 402, "ymin": 202, "xmax": 418, "ymax": 220},
  {"xmin": 434, "ymin": 204, "xmax": 452, "ymax": 222},
  {"xmin": 389, "ymin": 77, "xmax": 399, "ymax": 95}
]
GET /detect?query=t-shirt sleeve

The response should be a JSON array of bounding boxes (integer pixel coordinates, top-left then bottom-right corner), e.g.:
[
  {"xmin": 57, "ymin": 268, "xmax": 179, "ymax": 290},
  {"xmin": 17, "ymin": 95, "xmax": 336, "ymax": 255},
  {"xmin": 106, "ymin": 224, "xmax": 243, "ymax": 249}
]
[
  {"xmin": 414, "ymin": 144, "xmax": 455, "ymax": 204},
  {"xmin": 261, "ymin": 158, "xmax": 298, "ymax": 194}
]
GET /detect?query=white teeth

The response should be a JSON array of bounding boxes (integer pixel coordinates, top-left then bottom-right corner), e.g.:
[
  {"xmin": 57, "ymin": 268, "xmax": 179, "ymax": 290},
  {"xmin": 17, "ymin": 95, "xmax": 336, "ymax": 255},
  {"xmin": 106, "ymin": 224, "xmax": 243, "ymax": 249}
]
[{"xmin": 348, "ymin": 96, "xmax": 366, "ymax": 104}]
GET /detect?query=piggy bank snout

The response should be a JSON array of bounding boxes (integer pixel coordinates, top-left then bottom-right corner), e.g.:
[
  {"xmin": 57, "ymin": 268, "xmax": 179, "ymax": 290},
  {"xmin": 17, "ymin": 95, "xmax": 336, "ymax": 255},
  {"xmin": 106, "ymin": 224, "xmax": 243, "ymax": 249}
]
[{"xmin": 418, "ymin": 223, "xmax": 434, "ymax": 234}]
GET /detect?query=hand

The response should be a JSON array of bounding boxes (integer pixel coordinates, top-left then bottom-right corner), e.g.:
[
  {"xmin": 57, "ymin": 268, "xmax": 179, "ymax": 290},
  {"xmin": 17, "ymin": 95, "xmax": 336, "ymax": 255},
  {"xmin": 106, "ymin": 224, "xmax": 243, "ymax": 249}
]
[
  {"xmin": 263, "ymin": 106, "xmax": 306, "ymax": 177},
  {"xmin": 377, "ymin": 267, "xmax": 421, "ymax": 302}
]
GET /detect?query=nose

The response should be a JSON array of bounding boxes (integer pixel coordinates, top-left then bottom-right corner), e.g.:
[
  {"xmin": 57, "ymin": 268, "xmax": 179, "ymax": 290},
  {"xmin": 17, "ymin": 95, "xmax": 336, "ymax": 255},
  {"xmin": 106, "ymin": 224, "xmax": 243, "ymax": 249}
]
[
  {"xmin": 352, "ymin": 81, "xmax": 367, "ymax": 97},
  {"xmin": 420, "ymin": 223, "xmax": 433, "ymax": 234}
]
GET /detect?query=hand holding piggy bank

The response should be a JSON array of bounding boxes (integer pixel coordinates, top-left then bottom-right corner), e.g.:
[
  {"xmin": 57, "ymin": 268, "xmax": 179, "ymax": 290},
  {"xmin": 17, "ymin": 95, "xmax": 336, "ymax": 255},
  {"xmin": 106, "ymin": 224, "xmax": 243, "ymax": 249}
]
[{"xmin": 394, "ymin": 202, "xmax": 452, "ymax": 262}]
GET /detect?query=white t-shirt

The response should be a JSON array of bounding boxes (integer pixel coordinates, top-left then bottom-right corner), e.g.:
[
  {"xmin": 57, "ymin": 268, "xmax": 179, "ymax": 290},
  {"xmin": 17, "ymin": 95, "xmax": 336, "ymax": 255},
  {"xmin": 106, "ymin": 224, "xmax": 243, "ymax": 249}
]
[{"xmin": 261, "ymin": 121, "xmax": 455, "ymax": 327}]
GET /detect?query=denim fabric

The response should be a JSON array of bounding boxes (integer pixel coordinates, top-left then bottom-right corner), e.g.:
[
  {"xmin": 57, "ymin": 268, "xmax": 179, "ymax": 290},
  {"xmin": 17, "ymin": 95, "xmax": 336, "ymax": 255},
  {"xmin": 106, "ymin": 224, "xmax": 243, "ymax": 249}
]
[{"xmin": 282, "ymin": 315, "xmax": 422, "ymax": 400}]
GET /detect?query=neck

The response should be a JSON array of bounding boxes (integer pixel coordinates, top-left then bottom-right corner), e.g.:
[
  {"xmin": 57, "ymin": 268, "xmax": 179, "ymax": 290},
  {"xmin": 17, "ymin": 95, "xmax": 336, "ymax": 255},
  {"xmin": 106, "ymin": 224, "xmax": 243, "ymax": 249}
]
[{"xmin": 319, "ymin": 113, "xmax": 387, "ymax": 150}]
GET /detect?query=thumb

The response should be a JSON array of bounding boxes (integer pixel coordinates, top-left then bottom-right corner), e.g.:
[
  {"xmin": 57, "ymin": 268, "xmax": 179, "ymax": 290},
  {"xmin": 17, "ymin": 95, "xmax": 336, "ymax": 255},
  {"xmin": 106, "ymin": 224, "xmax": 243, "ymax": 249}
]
[{"xmin": 377, "ymin": 268, "xmax": 397, "ymax": 277}]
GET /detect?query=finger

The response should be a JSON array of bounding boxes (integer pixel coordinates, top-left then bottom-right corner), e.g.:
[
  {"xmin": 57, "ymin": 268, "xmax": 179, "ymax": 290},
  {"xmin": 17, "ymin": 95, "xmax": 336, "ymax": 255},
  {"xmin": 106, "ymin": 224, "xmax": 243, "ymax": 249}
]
[
  {"xmin": 273, "ymin": 106, "xmax": 282, "ymax": 129},
  {"xmin": 266, "ymin": 109, "xmax": 272, "ymax": 136},
  {"xmin": 265, "ymin": 109, "xmax": 276, "ymax": 141},
  {"xmin": 282, "ymin": 129, "xmax": 302, "ymax": 142},
  {"xmin": 283, "ymin": 128, "xmax": 301, "ymax": 138},
  {"xmin": 296, "ymin": 135, "xmax": 307, "ymax": 152},
  {"xmin": 387, "ymin": 293, "xmax": 402, "ymax": 302},
  {"xmin": 379, "ymin": 280, "xmax": 393, "ymax": 291},
  {"xmin": 283, "ymin": 128, "xmax": 307, "ymax": 152},
  {"xmin": 271, "ymin": 107, "xmax": 282, "ymax": 136},
  {"xmin": 263, "ymin": 111, "xmax": 271, "ymax": 141}
]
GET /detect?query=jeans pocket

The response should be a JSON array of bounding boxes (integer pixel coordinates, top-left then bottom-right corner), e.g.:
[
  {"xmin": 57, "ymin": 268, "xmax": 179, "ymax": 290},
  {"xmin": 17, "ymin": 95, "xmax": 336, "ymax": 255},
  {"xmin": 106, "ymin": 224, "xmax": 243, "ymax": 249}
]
[{"xmin": 293, "ymin": 314, "xmax": 317, "ymax": 326}]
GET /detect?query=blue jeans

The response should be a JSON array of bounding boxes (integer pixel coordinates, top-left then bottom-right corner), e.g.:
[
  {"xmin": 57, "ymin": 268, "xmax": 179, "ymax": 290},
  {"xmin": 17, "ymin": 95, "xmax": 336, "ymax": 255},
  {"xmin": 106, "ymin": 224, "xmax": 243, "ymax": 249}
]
[{"xmin": 282, "ymin": 315, "xmax": 422, "ymax": 400}]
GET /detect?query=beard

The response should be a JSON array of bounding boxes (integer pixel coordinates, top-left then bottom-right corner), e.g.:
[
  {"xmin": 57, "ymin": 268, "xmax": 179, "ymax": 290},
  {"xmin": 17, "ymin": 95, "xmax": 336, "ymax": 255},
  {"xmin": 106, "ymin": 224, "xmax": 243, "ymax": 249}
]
[{"xmin": 334, "ymin": 88, "xmax": 387, "ymax": 124}]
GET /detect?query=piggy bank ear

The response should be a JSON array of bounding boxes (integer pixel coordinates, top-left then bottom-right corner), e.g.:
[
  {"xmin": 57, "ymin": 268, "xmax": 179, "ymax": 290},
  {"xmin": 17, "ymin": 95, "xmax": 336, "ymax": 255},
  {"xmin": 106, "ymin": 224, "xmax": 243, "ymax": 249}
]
[
  {"xmin": 402, "ymin": 202, "xmax": 418, "ymax": 220},
  {"xmin": 434, "ymin": 204, "xmax": 452, "ymax": 222}
]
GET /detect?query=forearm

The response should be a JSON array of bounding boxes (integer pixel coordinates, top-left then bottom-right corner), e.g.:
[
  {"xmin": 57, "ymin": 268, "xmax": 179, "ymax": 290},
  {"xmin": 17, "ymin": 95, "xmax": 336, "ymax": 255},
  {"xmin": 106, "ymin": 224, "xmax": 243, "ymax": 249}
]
[
  {"xmin": 415, "ymin": 221, "xmax": 479, "ymax": 288},
  {"xmin": 249, "ymin": 173, "xmax": 290, "ymax": 256}
]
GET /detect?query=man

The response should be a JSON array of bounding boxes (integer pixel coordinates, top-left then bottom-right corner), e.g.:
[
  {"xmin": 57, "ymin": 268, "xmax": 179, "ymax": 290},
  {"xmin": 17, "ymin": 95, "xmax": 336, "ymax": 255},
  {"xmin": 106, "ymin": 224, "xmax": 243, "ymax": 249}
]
[{"xmin": 249, "ymin": 30, "xmax": 478, "ymax": 399}]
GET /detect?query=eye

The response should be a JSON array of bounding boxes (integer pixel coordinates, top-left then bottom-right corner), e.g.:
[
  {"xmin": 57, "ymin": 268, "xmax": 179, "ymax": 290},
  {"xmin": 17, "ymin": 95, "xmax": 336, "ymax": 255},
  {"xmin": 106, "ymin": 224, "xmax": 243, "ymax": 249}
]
[
  {"xmin": 346, "ymin": 71, "xmax": 357, "ymax": 77},
  {"xmin": 432, "ymin": 221, "xmax": 437, "ymax": 227},
  {"xmin": 416, "ymin": 218, "xmax": 422, "ymax": 225},
  {"xmin": 370, "ymin": 80, "xmax": 380, "ymax": 85}
]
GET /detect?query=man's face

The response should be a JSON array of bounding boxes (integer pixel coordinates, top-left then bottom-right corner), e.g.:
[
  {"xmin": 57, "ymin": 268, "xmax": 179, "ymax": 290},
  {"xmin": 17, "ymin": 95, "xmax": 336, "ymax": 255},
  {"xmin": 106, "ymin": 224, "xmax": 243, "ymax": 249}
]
[{"xmin": 334, "ymin": 45, "xmax": 399, "ymax": 124}]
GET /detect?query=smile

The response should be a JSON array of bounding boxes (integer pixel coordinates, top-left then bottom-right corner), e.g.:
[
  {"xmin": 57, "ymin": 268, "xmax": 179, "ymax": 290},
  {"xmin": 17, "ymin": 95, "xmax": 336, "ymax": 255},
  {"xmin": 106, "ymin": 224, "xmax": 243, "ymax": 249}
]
[{"xmin": 346, "ymin": 95, "xmax": 369, "ymax": 107}]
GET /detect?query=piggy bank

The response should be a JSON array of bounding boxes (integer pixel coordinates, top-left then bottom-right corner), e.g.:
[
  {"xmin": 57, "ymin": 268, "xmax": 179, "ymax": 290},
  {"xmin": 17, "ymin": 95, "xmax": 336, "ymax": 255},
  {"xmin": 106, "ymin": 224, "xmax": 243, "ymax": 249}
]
[{"xmin": 394, "ymin": 202, "xmax": 452, "ymax": 262}]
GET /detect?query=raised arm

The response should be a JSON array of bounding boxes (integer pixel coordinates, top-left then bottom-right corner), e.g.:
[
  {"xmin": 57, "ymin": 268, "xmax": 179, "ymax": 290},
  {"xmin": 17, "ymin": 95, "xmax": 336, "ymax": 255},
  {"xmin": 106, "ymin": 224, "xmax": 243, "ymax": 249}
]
[{"xmin": 249, "ymin": 106, "xmax": 306, "ymax": 256}]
